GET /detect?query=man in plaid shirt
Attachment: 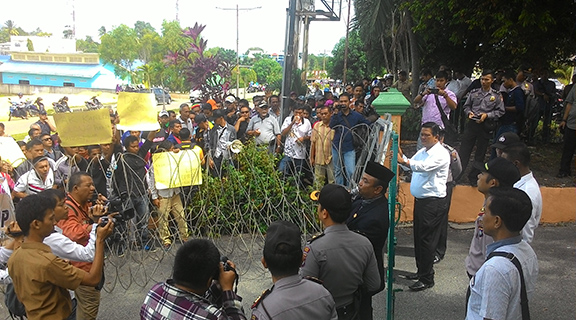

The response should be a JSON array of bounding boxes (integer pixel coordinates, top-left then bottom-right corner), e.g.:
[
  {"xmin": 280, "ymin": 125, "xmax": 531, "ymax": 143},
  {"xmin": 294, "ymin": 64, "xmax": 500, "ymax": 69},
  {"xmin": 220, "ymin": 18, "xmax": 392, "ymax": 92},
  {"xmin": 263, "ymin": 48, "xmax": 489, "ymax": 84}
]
[{"xmin": 140, "ymin": 239, "xmax": 246, "ymax": 320}]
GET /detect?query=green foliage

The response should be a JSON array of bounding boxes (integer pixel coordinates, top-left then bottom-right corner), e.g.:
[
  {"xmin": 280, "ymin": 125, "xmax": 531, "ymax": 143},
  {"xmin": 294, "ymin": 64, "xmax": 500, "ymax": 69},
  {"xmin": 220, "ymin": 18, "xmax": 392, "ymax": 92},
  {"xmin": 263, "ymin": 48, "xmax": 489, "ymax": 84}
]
[
  {"xmin": 189, "ymin": 142, "xmax": 320, "ymax": 236},
  {"xmin": 400, "ymin": 107, "xmax": 422, "ymax": 141},
  {"xmin": 76, "ymin": 36, "xmax": 99, "ymax": 53},
  {"xmin": 26, "ymin": 38, "xmax": 33, "ymax": 51},
  {"xmin": 252, "ymin": 59, "xmax": 282, "ymax": 84},
  {"xmin": 231, "ymin": 66, "xmax": 257, "ymax": 88},
  {"xmin": 99, "ymin": 24, "xmax": 139, "ymax": 79},
  {"xmin": 329, "ymin": 31, "xmax": 369, "ymax": 81}
]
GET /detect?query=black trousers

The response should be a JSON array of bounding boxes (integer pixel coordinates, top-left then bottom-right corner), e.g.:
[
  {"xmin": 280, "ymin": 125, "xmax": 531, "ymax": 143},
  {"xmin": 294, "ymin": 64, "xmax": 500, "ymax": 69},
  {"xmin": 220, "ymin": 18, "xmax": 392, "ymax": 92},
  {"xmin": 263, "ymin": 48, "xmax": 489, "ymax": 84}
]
[
  {"xmin": 413, "ymin": 196, "xmax": 448, "ymax": 284},
  {"xmin": 436, "ymin": 182, "xmax": 455, "ymax": 258},
  {"xmin": 458, "ymin": 121, "xmax": 493, "ymax": 183},
  {"xmin": 559, "ymin": 127, "xmax": 576, "ymax": 175}
]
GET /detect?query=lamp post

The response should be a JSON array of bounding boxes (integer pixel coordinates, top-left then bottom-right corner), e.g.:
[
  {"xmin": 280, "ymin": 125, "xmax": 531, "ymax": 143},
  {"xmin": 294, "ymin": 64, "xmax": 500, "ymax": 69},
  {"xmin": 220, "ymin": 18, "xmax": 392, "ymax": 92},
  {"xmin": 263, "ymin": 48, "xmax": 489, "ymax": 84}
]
[{"xmin": 216, "ymin": 5, "xmax": 261, "ymax": 97}]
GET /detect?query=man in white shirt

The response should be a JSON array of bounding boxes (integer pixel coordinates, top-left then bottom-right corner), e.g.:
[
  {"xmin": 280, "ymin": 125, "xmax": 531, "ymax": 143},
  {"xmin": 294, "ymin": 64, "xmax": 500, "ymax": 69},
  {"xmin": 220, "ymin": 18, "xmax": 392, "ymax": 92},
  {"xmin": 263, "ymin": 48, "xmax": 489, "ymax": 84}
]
[
  {"xmin": 279, "ymin": 105, "xmax": 312, "ymax": 183},
  {"xmin": 466, "ymin": 187, "xmax": 538, "ymax": 320},
  {"xmin": 501, "ymin": 143, "xmax": 542, "ymax": 243},
  {"xmin": 13, "ymin": 156, "xmax": 55, "ymax": 198},
  {"xmin": 397, "ymin": 122, "xmax": 450, "ymax": 291},
  {"xmin": 246, "ymin": 101, "xmax": 282, "ymax": 154}
]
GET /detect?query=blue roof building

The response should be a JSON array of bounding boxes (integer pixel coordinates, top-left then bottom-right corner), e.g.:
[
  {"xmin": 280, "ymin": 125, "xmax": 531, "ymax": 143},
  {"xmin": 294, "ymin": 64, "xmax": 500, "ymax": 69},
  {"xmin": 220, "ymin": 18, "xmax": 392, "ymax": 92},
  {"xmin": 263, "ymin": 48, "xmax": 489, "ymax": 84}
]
[{"xmin": 0, "ymin": 52, "xmax": 122, "ymax": 90}]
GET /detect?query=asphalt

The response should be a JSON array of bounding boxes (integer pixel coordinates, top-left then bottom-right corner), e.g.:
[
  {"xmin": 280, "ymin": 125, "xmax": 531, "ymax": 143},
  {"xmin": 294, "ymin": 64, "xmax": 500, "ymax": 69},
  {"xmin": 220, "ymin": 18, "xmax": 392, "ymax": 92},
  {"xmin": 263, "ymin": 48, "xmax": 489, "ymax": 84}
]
[{"xmin": 2, "ymin": 223, "xmax": 572, "ymax": 319}]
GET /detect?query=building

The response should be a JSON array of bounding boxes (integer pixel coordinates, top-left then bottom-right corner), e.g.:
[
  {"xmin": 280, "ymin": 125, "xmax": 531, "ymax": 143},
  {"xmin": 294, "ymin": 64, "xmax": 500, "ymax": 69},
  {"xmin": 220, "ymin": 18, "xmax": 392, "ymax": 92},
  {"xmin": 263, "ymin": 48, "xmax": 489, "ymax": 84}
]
[
  {"xmin": 0, "ymin": 51, "xmax": 121, "ymax": 90},
  {"xmin": 9, "ymin": 36, "xmax": 76, "ymax": 53}
]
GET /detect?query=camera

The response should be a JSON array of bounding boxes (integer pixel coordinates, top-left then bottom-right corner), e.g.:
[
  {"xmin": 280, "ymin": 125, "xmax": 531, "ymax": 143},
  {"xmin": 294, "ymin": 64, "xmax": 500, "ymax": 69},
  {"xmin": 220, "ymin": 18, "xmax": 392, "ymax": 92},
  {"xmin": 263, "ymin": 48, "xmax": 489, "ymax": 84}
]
[
  {"xmin": 430, "ymin": 88, "xmax": 440, "ymax": 95},
  {"xmin": 221, "ymin": 256, "xmax": 233, "ymax": 272},
  {"xmin": 93, "ymin": 192, "xmax": 135, "ymax": 224},
  {"xmin": 98, "ymin": 216, "xmax": 116, "ymax": 228}
]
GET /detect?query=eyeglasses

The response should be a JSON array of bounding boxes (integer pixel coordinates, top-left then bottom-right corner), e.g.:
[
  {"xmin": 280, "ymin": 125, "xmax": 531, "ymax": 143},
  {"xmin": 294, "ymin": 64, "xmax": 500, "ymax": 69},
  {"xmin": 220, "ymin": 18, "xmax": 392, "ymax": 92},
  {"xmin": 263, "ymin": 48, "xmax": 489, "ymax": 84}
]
[
  {"xmin": 42, "ymin": 138, "xmax": 51, "ymax": 141},
  {"xmin": 259, "ymin": 106, "xmax": 269, "ymax": 109}
]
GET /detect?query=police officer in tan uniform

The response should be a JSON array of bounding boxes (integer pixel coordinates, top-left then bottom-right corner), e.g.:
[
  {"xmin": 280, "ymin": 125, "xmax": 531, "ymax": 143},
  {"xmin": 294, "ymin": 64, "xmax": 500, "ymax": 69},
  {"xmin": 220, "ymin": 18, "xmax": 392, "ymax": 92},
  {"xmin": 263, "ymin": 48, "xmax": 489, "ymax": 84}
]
[
  {"xmin": 458, "ymin": 70, "xmax": 505, "ymax": 185},
  {"xmin": 251, "ymin": 220, "xmax": 337, "ymax": 320},
  {"xmin": 300, "ymin": 184, "xmax": 380, "ymax": 320}
]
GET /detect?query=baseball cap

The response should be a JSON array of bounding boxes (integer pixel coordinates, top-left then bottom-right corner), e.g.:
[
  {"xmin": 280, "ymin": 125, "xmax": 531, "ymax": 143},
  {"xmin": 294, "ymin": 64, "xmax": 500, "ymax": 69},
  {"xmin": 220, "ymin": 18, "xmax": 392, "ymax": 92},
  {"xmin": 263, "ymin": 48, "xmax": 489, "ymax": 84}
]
[
  {"xmin": 201, "ymin": 103, "xmax": 212, "ymax": 111},
  {"xmin": 364, "ymin": 161, "xmax": 395, "ymax": 192},
  {"xmin": 263, "ymin": 220, "xmax": 301, "ymax": 256},
  {"xmin": 225, "ymin": 96, "xmax": 236, "ymax": 104},
  {"xmin": 315, "ymin": 184, "xmax": 352, "ymax": 214},
  {"xmin": 159, "ymin": 110, "xmax": 169, "ymax": 118},
  {"xmin": 258, "ymin": 100, "xmax": 269, "ymax": 109},
  {"xmin": 474, "ymin": 157, "xmax": 521, "ymax": 187},
  {"xmin": 491, "ymin": 132, "xmax": 521, "ymax": 150},
  {"xmin": 194, "ymin": 113, "xmax": 208, "ymax": 124}
]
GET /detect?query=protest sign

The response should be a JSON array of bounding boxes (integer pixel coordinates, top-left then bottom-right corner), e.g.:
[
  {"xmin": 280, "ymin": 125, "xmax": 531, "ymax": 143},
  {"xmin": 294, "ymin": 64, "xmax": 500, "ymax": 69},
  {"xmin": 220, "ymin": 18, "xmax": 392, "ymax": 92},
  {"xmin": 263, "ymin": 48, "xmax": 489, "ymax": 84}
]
[
  {"xmin": 152, "ymin": 149, "xmax": 203, "ymax": 189},
  {"xmin": 0, "ymin": 137, "xmax": 26, "ymax": 167},
  {"xmin": 53, "ymin": 108, "xmax": 113, "ymax": 147},
  {"xmin": 116, "ymin": 92, "xmax": 160, "ymax": 131}
]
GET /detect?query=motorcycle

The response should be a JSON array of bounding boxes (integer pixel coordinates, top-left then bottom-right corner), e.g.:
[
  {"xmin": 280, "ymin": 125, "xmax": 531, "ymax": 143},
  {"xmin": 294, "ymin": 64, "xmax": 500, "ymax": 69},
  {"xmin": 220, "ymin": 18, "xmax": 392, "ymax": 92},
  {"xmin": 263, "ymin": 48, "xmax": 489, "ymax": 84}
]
[
  {"xmin": 7, "ymin": 98, "xmax": 28, "ymax": 121},
  {"xmin": 85, "ymin": 96, "xmax": 103, "ymax": 110},
  {"xmin": 53, "ymin": 97, "xmax": 71, "ymax": 113},
  {"xmin": 24, "ymin": 99, "xmax": 41, "ymax": 117}
]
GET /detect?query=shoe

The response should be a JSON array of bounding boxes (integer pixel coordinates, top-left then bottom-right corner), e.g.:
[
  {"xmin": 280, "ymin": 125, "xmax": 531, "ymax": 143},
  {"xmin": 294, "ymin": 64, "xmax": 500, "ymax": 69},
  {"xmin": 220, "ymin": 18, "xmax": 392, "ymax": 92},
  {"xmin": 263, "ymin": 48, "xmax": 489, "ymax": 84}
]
[
  {"xmin": 433, "ymin": 255, "xmax": 442, "ymax": 264},
  {"xmin": 409, "ymin": 280, "xmax": 434, "ymax": 291},
  {"xmin": 402, "ymin": 273, "xmax": 419, "ymax": 280}
]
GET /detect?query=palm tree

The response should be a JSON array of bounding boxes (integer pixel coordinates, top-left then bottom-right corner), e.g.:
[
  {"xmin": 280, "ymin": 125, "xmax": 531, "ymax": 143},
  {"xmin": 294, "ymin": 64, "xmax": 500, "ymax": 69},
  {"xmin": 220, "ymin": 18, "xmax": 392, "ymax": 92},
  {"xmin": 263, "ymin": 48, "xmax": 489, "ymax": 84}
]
[{"xmin": 4, "ymin": 20, "xmax": 19, "ymax": 36}]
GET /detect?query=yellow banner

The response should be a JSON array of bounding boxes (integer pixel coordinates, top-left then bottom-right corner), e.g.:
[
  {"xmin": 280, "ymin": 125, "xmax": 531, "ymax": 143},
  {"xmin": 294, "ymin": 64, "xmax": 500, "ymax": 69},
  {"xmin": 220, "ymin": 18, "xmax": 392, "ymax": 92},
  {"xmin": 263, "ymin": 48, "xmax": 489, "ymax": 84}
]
[
  {"xmin": 152, "ymin": 149, "xmax": 203, "ymax": 189},
  {"xmin": 116, "ymin": 92, "xmax": 160, "ymax": 131},
  {"xmin": 0, "ymin": 137, "xmax": 26, "ymax": 168},
  {"xmin": 53, "ymin": 108, "xmax": 113, "ymax": 147}
]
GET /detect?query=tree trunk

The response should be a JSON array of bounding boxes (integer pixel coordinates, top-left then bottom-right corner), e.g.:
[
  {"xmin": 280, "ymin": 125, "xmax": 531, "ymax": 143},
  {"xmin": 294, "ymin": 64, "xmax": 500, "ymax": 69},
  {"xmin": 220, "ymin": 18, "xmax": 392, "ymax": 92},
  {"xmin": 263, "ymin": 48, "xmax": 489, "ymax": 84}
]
[{"xmin": 406, "ymin": 10, "xmax": 420, "ymax": 100}]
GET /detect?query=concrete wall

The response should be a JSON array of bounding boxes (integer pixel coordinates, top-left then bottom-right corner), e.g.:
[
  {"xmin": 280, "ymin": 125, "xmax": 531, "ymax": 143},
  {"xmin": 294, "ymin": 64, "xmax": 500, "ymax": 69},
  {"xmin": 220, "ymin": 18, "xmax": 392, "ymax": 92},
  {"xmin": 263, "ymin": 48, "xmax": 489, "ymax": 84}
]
[
  {"xmin": 0, "ymin": 83, "xmax": 115, "ymax": 95},
  {"xmin": 2, "ymin": 72, "xmax": 94, "ymax": 88},
  {"xmin": 397, "ymin": 182, "xmax": 576, "ymax": 224}
]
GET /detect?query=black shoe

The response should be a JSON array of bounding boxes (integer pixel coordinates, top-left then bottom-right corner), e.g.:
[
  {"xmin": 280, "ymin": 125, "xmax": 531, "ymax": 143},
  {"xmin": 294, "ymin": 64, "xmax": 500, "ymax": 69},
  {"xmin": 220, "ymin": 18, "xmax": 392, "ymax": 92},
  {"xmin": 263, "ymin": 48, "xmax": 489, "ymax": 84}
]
[
  {"xmin": 433, "ymin": 255, "xmax": 442, "ymax": 264},
  {"xmin": 409, "ymin": 280, "xmax": 434, "ymax": 291},
  {"xmin": 402, "ymin": 273, "xmax": 419, "ymax": 280}
]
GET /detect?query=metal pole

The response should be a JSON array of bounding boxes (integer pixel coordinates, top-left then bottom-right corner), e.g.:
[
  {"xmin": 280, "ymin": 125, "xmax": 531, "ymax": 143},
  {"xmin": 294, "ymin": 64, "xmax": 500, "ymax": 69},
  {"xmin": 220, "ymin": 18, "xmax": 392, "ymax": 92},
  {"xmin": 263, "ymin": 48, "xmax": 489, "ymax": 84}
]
[
  {"xmin": 302, "ymin": 15, "xmax": 310, "ymax": 83},
  {"xmin": 236, "ymin": 4, "xmax": 240, "ymax": 98},
  {"xmin": 387, "ymin": 132, "xmax": 399, "ymax": 320},
  {"xmin": 343, "ymin": 0, "xmax": 352, "ymax": 84},
  {"xmin": 281, "ymin": 0, "xmax": 297, "ymax": 122}
]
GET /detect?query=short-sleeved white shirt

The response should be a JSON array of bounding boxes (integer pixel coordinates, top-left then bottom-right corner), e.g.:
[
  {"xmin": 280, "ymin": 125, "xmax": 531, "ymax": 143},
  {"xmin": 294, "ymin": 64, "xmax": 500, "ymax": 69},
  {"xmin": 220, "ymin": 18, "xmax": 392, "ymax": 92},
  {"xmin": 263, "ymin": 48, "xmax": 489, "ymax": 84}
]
[
  {"xmin": 14, "ymin": 168, "xmax": 54, "ymax": 195},
  {"xmin": 466, "ymin": 239, "xmax": 538, "ymax": 320}
]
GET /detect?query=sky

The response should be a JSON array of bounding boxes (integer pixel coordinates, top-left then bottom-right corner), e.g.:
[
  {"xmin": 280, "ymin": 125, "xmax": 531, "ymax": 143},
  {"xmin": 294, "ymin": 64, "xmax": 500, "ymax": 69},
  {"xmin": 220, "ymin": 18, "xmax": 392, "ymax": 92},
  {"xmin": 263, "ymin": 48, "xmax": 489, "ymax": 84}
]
[{"xmin": 1, "ymin": 0, "xmax": 350, "ymax": 56}]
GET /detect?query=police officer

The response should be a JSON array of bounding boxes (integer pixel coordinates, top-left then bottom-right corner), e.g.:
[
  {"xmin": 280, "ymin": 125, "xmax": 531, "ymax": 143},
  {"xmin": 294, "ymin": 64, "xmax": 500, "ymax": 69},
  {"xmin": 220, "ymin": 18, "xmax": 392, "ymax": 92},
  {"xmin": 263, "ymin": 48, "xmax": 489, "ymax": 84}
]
[
  {"xmin": 458, "ymin": 70, "xmax": 505, "ymax": 185},
  {"xmin": 301, "ymin": 184, "xmax": 380, "ymax": 320},
  {"xmin": 346, "ymin": 161, "xmax": 394, "ymax": 320},
  {"xmin": 251, "ymin": 221, "xmax": 337, "ymax": 320}
]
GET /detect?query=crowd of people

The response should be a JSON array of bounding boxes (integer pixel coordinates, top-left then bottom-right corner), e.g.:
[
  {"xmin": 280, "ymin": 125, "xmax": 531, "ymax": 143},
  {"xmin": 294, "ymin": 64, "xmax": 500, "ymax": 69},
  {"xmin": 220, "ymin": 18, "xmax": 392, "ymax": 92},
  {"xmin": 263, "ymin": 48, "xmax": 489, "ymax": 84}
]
[{"xmin": 0, "ymin": 64, "xmax": 569, "ymax": 319}]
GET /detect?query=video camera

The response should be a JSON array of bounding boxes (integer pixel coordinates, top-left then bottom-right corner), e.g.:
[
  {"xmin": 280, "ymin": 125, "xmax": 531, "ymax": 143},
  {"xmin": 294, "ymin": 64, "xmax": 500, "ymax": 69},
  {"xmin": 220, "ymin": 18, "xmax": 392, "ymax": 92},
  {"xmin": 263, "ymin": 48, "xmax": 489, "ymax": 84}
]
[{"xmin": 93, "ymin": 192, "xmax": 135, "ymax": 227}]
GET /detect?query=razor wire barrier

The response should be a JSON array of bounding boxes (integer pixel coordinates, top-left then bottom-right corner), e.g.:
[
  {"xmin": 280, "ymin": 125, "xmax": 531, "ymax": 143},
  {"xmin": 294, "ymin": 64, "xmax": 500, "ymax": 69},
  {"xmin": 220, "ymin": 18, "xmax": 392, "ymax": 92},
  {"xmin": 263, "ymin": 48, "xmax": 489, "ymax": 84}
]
[{"xmin": 2, "ymin": 116, "xmax": 400, "ymax": 292}]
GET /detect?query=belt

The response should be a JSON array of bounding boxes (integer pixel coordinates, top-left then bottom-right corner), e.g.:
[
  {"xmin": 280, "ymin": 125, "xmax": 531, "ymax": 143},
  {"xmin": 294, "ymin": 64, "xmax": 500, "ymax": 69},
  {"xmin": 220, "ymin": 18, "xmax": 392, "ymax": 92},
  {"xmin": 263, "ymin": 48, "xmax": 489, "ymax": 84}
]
[{"xmin": 336, "ymin": 302, "xmax": 355, "ymax": 316}]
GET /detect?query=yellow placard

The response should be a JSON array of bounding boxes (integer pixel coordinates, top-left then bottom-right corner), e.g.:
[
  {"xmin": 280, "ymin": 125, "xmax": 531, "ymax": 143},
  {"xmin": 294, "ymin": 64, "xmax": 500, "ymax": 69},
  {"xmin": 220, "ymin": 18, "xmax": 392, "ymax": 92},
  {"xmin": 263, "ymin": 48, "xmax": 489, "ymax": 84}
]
[
  {"xmin": 152, "ymin": 149, "xmax": 203, "ymax": 189},
  {"xmin": 0, "ymin": 137, "xmax": 26, "ymax": 168},
  {"xmin": 53, "ymin": 108, "xmax": 113, "ymax": 147},
  {"xmin": 116, "ymin": 92, "xmax": 160, "ymax": 131}
]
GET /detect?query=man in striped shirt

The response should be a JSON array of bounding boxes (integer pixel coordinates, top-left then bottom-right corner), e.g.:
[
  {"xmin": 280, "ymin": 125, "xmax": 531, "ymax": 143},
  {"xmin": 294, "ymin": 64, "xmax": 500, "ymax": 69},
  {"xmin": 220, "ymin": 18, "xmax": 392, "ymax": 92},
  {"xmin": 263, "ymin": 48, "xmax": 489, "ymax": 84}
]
[{"xmin": 13, "ymin": 156, "xmax": 54, "ymax": 198}]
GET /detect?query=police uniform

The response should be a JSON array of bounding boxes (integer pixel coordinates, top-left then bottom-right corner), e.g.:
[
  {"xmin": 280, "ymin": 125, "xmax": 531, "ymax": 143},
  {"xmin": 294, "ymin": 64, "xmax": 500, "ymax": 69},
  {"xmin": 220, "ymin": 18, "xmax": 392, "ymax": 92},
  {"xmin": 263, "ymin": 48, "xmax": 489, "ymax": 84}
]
[
  {"xmin": 251, "ymin": 275, "xmax": 337, "ymax": 320},
  {"xmin": 459, "ymin": 87, "xmax": 505, "ymax": 183},
  {"xmin": 300, "ymin": 224, "xmax": 380, "ymax": 318}
]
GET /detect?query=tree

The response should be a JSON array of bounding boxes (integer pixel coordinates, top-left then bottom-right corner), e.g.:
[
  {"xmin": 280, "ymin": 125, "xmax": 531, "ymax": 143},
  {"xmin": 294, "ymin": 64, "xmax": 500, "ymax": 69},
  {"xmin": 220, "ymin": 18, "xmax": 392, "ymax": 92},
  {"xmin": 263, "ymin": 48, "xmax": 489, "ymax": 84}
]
[
  {"xmin": 99, "ymin": 24, "xmax": 139, "ymax": 79},
  {"xmin": 63, "ymin": 28, "xmax": 74, "ymax": 39},
  {"xmin": 231, "ymin": 66, "xmax": 257, "ymax": 88},
  {"xmin": 206, "ymin": 47, "xmax": 237, "ymax": 66},
  {"xmin": 4, "ymin": 20, "xmax": 18, "ymax": 36},
  {"xmin": 252, "ymin": 59, "xmax": 282, "ymax": 84},
  {"xmin": 329, "ymin": 31, "xmax": 369, "ymax": 82},
  {"xmin": 26, "ymin": 38, "xmax": 34, "ymax": 51},
  {"xmin": 134, "ymin": 21, "xmax": 155, "ymax": 38},
  {"xmin": 76, "ymin": 36, "xmax": 99, "ymax": 53},
  {"xmin": 98, "ymin": 26, "xmax": 107, "ymax": 37}
]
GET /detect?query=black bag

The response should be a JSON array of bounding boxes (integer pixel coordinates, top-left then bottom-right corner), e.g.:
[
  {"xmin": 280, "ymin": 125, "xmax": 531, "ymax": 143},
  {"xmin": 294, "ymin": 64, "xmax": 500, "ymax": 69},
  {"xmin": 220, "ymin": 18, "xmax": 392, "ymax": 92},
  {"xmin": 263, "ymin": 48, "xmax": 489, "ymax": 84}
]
[
  {"xmin": 434, "ymin": 94, "xmax": 458, "ymax": 144},
  {"xmin": 342, "ymin": 116, "xmax": 368, "ymax": 149},
  {"xmin": 4, "ymin": 282, "xmax": 26, "ymax": 318}
]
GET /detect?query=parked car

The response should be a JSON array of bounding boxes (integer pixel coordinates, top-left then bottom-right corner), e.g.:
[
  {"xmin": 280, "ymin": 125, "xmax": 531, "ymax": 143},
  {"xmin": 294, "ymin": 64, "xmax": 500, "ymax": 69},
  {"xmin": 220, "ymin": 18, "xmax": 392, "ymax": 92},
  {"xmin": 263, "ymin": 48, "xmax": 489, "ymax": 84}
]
[{"xmin": 153, "ymin": 88, "xmax": 172, "ymax": 105}]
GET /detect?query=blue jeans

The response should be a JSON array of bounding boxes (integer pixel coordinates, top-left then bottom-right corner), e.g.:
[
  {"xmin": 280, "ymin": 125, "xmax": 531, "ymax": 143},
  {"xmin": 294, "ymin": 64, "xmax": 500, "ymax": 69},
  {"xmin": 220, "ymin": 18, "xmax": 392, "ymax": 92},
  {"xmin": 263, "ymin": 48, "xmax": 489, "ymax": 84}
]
[
  {"xmin": 130, "ymin": 195, "xmax": 150, "ymax": 243},
  {"xmin": 332, "ymin": 148, "xmax": 355, "ymax": 185}
]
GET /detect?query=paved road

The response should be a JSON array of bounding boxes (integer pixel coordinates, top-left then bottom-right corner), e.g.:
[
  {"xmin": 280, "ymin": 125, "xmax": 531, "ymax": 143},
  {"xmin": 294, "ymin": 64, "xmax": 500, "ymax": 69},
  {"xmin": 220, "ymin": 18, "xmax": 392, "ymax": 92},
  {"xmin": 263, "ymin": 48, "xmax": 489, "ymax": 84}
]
[{"xmin": 3, "ymin": 223, "xmax": 572, "ymax": 319}]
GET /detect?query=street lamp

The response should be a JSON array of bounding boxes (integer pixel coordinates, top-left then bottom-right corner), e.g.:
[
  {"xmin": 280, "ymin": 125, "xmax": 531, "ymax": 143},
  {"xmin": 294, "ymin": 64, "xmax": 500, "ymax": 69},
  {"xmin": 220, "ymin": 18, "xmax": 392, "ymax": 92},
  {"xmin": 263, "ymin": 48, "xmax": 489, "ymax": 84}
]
[{"xmin": 216, "ymin": 5, "xmax": 261, "ymax": 98}]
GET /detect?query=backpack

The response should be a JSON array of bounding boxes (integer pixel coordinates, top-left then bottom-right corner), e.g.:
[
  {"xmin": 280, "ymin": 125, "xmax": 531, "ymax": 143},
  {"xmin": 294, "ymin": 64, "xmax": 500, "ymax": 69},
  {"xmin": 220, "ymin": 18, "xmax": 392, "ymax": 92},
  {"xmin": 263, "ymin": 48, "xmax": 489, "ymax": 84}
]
[{"xmin": 4, "ymin": 281, "xmax": 26, "ymax": 318}]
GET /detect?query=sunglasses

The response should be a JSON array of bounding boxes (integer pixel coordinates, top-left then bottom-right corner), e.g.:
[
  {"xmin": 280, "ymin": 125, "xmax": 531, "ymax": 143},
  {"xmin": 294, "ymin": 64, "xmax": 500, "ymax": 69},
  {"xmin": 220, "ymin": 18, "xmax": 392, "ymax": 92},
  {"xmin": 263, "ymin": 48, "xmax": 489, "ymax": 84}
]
[{"xmin": 42, "ymin": 138, "xmax": 52, "ymax": 141}]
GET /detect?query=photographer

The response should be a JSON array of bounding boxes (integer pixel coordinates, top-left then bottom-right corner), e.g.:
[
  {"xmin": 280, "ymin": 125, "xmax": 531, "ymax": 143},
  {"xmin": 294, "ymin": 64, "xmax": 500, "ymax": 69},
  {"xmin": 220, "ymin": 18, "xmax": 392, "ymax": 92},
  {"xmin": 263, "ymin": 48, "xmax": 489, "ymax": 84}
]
[
  {"xmin": 141, "ymin": 239, "xmax": 246, "ymax": 319},
  {"xmin": 413, "ymin": 70, "xmax": 458, "ymax": 150},
  {"xmin": 8, "ymin": 194, "xmax": 113, "ymax": 320},
  {"xmin": 57, "ymin": 172, "xmax": 109, "ymax": 320}
]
